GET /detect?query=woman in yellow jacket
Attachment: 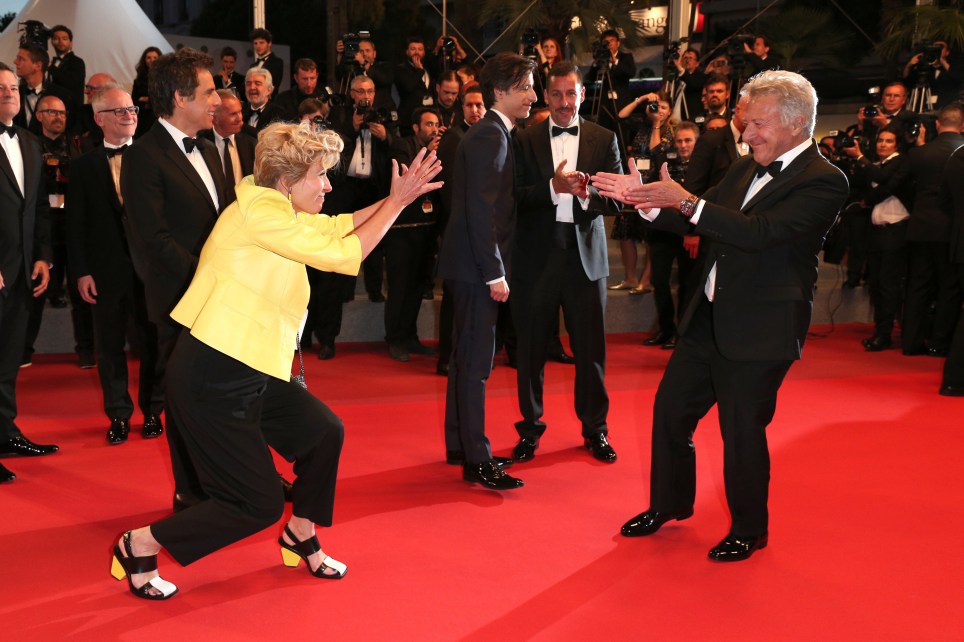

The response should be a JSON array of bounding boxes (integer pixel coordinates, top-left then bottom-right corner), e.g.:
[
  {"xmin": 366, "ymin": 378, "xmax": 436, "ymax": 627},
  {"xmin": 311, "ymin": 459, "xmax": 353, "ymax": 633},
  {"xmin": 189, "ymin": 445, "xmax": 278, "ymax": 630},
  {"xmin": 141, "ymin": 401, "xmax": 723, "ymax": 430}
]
[{"xmin": 110, "ymin": 122, "xmax": 442, "ymax": 599}]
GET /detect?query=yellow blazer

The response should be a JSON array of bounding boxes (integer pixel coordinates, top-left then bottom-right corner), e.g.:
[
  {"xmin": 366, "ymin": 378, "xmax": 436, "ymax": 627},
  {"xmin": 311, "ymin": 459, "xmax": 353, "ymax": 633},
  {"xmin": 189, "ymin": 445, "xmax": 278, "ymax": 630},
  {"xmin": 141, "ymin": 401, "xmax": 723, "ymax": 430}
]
[{"xmin": 171, "ymin": 177, "xmax": 362, "ymax": 380}]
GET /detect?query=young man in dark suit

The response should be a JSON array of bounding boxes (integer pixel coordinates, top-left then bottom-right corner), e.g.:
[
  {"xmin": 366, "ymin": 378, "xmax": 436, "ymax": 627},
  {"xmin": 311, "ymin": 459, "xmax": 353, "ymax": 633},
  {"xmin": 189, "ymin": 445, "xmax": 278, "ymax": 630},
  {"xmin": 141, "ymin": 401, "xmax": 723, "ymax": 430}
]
[
  {"xmin": 13, "ymin": 43, "xmax": 76, "ymax": 137},
  {"xmin": 0, "ymin": 64, "xmax": 57, "ymax": 483},
  {"xmin": 47, "ymin": 25, "xmax": 86, "ymax": 104},
  {"xmin": 120, "ymin": 48, "xmax": 227, "ymax": 510},
  {"xmin": 594, "ymin": 70, "xmax": 849, "ymax": 561},
  {"xmin": 67, "ymin": 85, "xmax": 163, "ymax": 445},
  {"xmin": 510, "ymin": 61, "xmax": 622, "ymax": 465},
  {"xmin": 249, "ymin": 28, "xmax": 283, "ymax": 100},
  {"xmin": 437, "ymin": 52, "xmax": 537, "ymax": 490}
]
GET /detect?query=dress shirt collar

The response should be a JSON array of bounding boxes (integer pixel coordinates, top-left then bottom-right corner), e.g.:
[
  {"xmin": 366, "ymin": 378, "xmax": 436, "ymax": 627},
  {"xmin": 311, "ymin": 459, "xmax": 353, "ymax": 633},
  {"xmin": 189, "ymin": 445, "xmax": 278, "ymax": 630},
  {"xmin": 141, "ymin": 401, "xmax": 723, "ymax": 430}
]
[
  {"xmin": 489, "ymin": 108, "xmax": 515, "ymax": 133},
  {"xmin": 158, "ymin": 118, "xmax": 199, "ymax": 154},
  {"xmin": 772, "ymin": 137, "xmax": 812, "ymax": 171},
  {"xmin": 104, "ymin": 137, "xmax": 133, "ymax": 149}
]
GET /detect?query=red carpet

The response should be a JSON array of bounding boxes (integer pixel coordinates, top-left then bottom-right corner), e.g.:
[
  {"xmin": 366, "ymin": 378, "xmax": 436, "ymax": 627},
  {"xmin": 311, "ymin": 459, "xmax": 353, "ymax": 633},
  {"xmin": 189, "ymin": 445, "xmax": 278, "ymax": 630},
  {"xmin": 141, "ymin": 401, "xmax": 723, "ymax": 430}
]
[{"xmin": 2, "ymin": 323, "xmax": 962, "ymax": 640}]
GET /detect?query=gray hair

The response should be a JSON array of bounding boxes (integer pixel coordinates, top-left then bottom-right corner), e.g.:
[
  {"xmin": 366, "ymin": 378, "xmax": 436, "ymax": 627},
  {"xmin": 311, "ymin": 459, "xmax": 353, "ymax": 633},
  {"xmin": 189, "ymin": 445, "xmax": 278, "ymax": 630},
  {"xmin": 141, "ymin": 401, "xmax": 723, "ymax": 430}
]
[
  {"xmin": 245, "ymin": 66, "xmax": 273, "ymax": 89},
  {"xmin": 740, "ymin": 70, "xmax": 817, "ymax": 138},
  {"xmin": 90, "ymin": 83, "xmax": 128, "ymax": 112}
]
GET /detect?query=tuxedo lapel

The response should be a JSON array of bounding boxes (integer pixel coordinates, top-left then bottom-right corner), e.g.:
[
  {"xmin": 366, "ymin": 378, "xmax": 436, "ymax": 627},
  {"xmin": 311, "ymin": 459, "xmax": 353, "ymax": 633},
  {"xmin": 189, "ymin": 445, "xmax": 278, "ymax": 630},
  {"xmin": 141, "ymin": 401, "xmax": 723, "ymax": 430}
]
[
  {"xmin": 94, "ymin": 148, "xmax": 123, "ymax": 212},
  {"xmin": 200, "ymin": 139, "xmax": 226, "ymax": 210},
  {"xmin": 0, "ymin": 137, "xmax": 19, "ymax": 197},
  {"xmin": 743, "ymin": 143, "xmax": 817, "ymax": 212},
  {"xmin": 17, "ymin": 130, "xmax": 38, "ymax": 199},
  {"xmin": 160, "ymin": 132, "xmax": 218, "ymax": 213}
]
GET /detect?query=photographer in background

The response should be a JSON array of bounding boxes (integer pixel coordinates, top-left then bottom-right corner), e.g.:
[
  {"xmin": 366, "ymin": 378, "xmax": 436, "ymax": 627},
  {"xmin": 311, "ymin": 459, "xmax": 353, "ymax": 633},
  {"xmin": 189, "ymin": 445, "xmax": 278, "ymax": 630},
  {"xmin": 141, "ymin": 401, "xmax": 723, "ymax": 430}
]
[
  {"xmin": 903, "ymin": 41, "xmax": 963, "ymax": 110},
  {"xmin": 586, "ymin": 29, "xmax": 636, "ymax": 134},
  {"xmin": 336, "ymin": 35, "xmax": 396, "ymax": 112},
  {"xmin": 274, "ymin": 58, "xmax": 321, "ymax": 121},
  {"xmin": 434, "ymin": 70, "xmax": 463, "ymax": 131},
  {"xmin": 743, "ymin": 35, "xmax": 783, "ymax": 76},
  {"xmin": 432, "ymin": 35, "xmax": 467, "ymax": 73},
  {"xmin": 856, "ymin": 83, "xmax": 908, "ymax": 155},
  {"xmin": 674, "ymin": 48, "xmax": 705, "ymax": 121},
  {"xmin": 395, "ymin": 37, "xmax": 436, "ymax": 133}
]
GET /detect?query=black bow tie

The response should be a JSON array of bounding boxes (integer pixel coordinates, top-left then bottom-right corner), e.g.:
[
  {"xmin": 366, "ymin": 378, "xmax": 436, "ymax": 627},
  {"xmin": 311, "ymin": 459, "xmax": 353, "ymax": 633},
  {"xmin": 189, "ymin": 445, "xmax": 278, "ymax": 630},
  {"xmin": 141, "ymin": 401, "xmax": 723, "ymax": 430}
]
[
  {"xmin": 183, "ymin": 137, "xmax": 199, "ymax": 153},
  {"xmin": 0, "ymin": 123, "xmax": 15, "ymax": 137},
  {"xmin": 105, "ymin": 144, "xmax": 128, "ymax": 158},
  {"xmin": 551, "ymin": 125, "xmax": 578, "ymax": 137},
  {"xmin": 754, "ymin": 160, "xmax": 782, "ymax": 179},
  {"xmin": 256, "ymin": 57, "xmax": 267, "ymax": 64},
  {"xmin": 27, "ymin": 87, "xmax": 41, "ymax": 96},
  {"xmin": 52, "ymin": 56, "xmax": 62, "ymax": 63}
]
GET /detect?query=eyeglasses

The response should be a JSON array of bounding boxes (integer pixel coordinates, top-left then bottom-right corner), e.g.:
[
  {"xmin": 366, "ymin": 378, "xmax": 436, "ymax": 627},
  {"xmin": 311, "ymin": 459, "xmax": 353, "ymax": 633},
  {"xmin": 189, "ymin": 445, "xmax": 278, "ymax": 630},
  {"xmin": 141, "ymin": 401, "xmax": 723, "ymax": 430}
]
[
  {"xmin": 36, "ymin": 109, "xmax": 68, "ymax": 117},
  {"xmin": 97, "ymin": 106, "xmax": 140, "ymax": 117}
]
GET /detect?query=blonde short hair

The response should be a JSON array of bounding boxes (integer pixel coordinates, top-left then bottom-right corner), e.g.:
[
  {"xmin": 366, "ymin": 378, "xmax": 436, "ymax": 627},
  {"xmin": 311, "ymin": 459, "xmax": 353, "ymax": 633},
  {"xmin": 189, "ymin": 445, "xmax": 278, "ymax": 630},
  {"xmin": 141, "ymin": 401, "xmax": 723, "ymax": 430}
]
[{"xmin": 254, "ymin": 121, "xmax": 343, "ymax": 188}]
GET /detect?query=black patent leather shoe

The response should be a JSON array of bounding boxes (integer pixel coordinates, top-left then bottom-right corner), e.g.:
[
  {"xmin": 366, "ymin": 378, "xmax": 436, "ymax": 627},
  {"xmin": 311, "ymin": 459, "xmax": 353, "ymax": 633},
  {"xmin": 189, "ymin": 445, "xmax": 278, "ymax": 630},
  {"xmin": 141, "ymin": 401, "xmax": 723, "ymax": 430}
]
[
  {"xmin": 436, "ymin": 361, "xmax": 449, "ymax": 376},
  {"xmin": 0, "ymin": 435, "xmax": 60, "ymax": 457},
  {"xmin": 280, "ymin": 474, "xmax": 293, "ymax": 502},
  {"xmin": 926, "ymin": 344, "xmax": 949, "ymax": 357},
  {"xmin": 141, "ymin": 415, "xmax": 164, "ymax": 439},
  {"xmin": 642, "ymin": 331, "xmax": 672, "ymax": 346},
  {"xmin": 0, "ymin": 462, "xmax": 14, "ymax": 483},
  {"xmin": 463, "ymin": 460, "xmax": 524, "ymax": 490},
  {"xmin": 512, "ymin": 436, "xmax": 539, "ymax": 462},
  {"xmin": 388, "ymin": 343, "xmax": 410, "ymax": 362},
  {"xmin": 939, "ymin": 384, "xmax": 964, "ymax": 397},
  {"xmin": 584, "ymin": 433, "xmax": 617, "ymax": 462},
  {"xmin": 446, "ymin": 450, "xmax": 513, "ymax": 468},
  {"xmin": 318, "ymin": 343, "xmax": 335, "ymax": 360},
  {"xmin": 620, "ymin": 508, "xmax": 693, "ymax": 537},
  {"xmin": 547, "ymin": 350, "xmax": 575, "ymax": 364},
  {"xmin": 107, "ymin": 419, "xmax": 130, "ymax": 445},
  {"xmin": 708, "ymin": 533, "xmax": 768, "ymax": 562},
  {"xmin": 407, "ymin": 339, "xmax": 437, "ymax": 356},
  {"xmin": 864, "ymin": 335, "xmax": 892, "ymax": 352},
  {"xmin": 661, "ymin": 334, "xmax": 678, "ymax": 350}
]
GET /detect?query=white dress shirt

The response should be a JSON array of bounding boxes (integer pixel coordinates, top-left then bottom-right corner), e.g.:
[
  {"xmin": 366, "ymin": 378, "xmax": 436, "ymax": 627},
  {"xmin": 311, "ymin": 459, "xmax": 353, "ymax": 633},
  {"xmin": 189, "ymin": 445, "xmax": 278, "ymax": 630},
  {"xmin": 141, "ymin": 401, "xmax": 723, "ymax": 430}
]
[
  {"xmin": 158, "ymin": 118, "xmax": 220, "ymax": 211},
  {"xmin": 547, "ymin": 117, "xmax": 590, "ymax": 223},
  {"xmin": 0, "ymin": 124, "xmax": 24, "ymax": 196}
]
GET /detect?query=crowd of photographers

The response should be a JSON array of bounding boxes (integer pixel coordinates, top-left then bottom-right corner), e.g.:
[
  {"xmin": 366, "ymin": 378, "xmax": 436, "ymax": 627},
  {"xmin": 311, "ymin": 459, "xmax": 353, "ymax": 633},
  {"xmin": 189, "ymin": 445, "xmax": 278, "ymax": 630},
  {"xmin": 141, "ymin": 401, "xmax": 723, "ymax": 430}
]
[{"xmin": 11, "ymin": 22, "xmax": 964, "ymax": 395}]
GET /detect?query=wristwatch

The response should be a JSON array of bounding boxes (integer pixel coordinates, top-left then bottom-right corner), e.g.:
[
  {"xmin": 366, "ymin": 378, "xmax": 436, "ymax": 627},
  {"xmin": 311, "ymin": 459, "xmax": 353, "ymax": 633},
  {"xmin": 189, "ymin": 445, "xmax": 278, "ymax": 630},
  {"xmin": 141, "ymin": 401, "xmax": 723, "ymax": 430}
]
[{"xmin": 679, "ymin": 194, "xmax": 700, "ymax": 218}]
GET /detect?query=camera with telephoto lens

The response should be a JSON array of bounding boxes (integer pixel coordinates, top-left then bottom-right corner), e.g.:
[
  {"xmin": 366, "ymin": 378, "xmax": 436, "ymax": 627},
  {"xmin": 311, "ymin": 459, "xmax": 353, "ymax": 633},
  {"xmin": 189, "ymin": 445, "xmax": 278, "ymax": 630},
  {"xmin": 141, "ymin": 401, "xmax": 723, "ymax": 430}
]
[
  {"xmin": 863, "ymin": 86, "xmax": 881, "ymax": 119},
  {"xmin": 663, "ymin": 41, "xmax": 681, "ymax": 62},
  {"xmin": 18, "ymin": 20, "xmax": 50, "ymax": 48},
  {"xmin": 520, "ymin": 29, "xmax": 540, "ymax": 59},
  {"xmin": 829, "ymin": 129, "xmax": 858, "ymax": 150},
  {"xmin": 355, "ymin": 99, "xmax": 397, "ymax": 127},
  {"xmin": 915, "ymin": 42, "xmax": 944, "ymax": 66}
]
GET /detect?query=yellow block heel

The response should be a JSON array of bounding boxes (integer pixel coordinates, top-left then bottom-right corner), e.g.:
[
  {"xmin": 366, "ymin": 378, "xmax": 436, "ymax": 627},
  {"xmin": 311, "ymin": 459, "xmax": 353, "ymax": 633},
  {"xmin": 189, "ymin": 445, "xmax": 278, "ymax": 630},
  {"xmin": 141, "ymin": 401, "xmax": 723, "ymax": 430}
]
[
  {"xmin": 280, "ymin": 545, "xmax": 302, "ymax": 568},
  {"xmin": 110, "ymin": 555, "xmax": 127, "ymax": 581}
]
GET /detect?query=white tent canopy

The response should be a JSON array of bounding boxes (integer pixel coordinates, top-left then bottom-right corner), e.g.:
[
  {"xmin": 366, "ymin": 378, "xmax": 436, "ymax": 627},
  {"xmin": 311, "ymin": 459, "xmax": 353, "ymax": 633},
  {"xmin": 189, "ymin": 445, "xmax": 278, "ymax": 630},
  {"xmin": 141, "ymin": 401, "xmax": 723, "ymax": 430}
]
[{"xmin": 0, "ymin": 0, "xmax": 173, "ymax": 90}]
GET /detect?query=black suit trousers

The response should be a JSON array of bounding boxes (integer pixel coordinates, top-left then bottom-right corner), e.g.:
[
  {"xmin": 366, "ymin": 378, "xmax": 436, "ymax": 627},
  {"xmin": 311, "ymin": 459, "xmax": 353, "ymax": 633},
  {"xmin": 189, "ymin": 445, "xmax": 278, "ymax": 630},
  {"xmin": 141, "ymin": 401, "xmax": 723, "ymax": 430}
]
[
  {"xmin": 90, "ymin": 280, "xmax": 162, "ymax": 420},
  {"xmin": 942, "ymin": 264, "xmax": 964, "ymax": 387},
  {"xmin": 650, "ymin": 298, "xmax": 792, "ymax": 536},
  {"xmin": 151, "ymin": 333, "xmax": 344, "ymax": 566},
  {"xmin": 443, "ymin": 279, "xmax": 497, "ymax": 463},
  {"xmin": 384, "ymin": 226, "xmax": 433, "ymax": 345},
  {"xmin": 649, "ymin": 231, "xmax": 697, "ymax": 336},
  {"xmin": 0, "ymin": 276, "xmax": 30, "ymax": 441},
  {"xmin": 513, "ymin": 246, "xmax": 608, "ymax": 439},
  {"xmin": 866, "ymin": 221, "xmax": 908, "ymax": 339},
  {"xmin": 902, "ymin": 241, "xmax": 962, "ymax": 351}
]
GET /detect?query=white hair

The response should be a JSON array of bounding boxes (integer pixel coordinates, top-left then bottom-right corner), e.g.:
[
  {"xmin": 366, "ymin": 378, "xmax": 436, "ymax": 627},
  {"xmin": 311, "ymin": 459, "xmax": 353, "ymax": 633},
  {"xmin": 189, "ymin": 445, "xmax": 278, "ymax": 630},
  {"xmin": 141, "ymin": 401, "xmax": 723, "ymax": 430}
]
[
  {"xmin": 741, "ymin": 70, "xmax": 817, "ymax": 137},
  {"xmin": 245, "ymin": 66, "xmax": 273, "ymax": 90}
]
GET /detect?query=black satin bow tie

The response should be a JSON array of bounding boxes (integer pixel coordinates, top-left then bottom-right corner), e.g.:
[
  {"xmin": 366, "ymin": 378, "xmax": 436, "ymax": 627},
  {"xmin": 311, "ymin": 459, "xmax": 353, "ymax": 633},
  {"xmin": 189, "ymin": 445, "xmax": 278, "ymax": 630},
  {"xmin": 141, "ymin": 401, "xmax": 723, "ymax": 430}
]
[
  {"xmin": 105, "ymin": 144, "xmax": 128, "ymax": 158},
  {"xmin": 183, "ymin": 137, "xmax": 199, "ymax": 153},
  {"xmin": 754, "ymin": 160, "xmax": 782, "ymax": 179},
  {"xmin": 551, "ymin": 125, "xmax": 578, "ymax": 137},
  {"xmin": 256, "ymin": 57, "xmax": 267, "ymax": 64},
  {"xmin": 0, "ymin": 123, "xmax": 15, "ymax": 137}
]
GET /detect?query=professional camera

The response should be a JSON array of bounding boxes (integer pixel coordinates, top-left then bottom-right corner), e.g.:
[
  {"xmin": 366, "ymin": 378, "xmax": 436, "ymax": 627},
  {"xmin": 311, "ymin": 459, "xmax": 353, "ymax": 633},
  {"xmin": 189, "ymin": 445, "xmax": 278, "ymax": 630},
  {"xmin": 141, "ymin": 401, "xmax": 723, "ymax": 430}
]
[
  {"xmin": 829, "ymin": 129, "xmax": 858, "ymax": 150},
  {"xmin": 726, "ymin": 34, "xmax": 754, "ymax": 59},
  {"xmin": 18, "ymin": 20, "xmax": 50, "ymax": 48},
  {"xmin": 341, "ymin": 31, "xmax": 371, "ymax": 58},
  {"xmin": 863, "ymin": 86, "xmax": 881, "ymax": 119},
  {"xmin": 645, "ymin": 101, "xmax": 659, "ymax": 114},
  {"xmin": 914, "ymin": 42, "xmax": 944, "ymax": 66},
  {"xmin": 664, "ymin": 149, "xmax": 686, "ymax": 181},
  {"xmin": 593, "ymin": 39, "xmax": 611, "ymax": 65},
  {"xmin": 663, "ymin": 41, "xmax": 681, "ymax": 63},
  {"xmin": 355, "ymin": 99, "xmax": 397, "ymax": 127},
  {"xmin": 520, "ymin": 29, "xmax": 540, "ymax": 58},
  {"xmin": 310, "ymin": 116, "xmax": 332, "ymax": 132},
  {"xmin": 317, "ymin": 85, "xmax": 348, "ymax": 108}
]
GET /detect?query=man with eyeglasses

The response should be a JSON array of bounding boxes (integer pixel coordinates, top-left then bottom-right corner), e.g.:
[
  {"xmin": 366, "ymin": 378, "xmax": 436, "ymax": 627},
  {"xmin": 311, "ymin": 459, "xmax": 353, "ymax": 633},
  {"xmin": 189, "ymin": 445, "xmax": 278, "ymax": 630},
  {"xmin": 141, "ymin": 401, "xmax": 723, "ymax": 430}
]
[
  {"xmin": 77, "ymin": 72, "xmax": 117, "ymax": 148},
  {"xmin": 0, "ymin": 62, "xmax": 58, "ymax": 483},
  {"xmin": 67, "ymin": 85, "xmax": 163, "ymax": 446},
  {"xmin": 21, "ymin": 95, "xmax": 94, "ymax": 370}
]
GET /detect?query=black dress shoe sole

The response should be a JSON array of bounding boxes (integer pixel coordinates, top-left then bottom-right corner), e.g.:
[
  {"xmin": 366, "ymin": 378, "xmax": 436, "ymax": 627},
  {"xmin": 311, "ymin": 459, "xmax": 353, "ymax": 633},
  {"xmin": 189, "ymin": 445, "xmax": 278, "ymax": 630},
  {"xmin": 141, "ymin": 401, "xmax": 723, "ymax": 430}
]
[{"xmin": 621, "ymin": 509, "xmax": 694, "ymax": 537}]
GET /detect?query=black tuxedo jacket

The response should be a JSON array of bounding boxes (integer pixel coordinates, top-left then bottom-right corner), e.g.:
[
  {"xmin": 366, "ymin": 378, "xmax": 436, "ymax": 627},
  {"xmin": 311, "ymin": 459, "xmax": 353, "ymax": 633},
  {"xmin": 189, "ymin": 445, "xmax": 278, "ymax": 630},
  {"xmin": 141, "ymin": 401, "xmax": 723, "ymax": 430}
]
[
  {"xmin": 886, "ymin": 131, "xmax": 964, "ymax": 242},
  {"xmin": 856, "ymin": 153, "xmax": 912, "ymax": 210},
  {"xmin": 200, "ymin": 129, "xmax": 256, "ymax": 176},
  {"xmin": 65, "ymin": 145, "xmax": 135, "ymax": 298},
  {"xmin": 650, "ymin": 142, "xmax": 849, "ymax": 361},
  {"xmin": 323, "ymin": 120, "xmax": 394, "ymax": 212},
  {"xmin": 512, "ymin": 118, "xmax": 622, "ymax": 282},
  {"xmin": 0, "ymin": 126, "xmax": 50, "ymax": 288},
  {"xmin": 14, "ymin": 81, "xmax": 77, "ymax": 136},
  {"xmin": 394, "ymin": 62, "xmax": 434, "ymax": 129},
  {"xmin": 214, "ymin": 71, "xmax": 246, "ymax": 97},
  {"xmin": 944, "ymin": 147, "xmax": 964, "ymax": 263},
  {"xmin": 120, "ymin": 121, "xmax": 226, "ymax": 323},
  {"xmin": 241, "ymin": 101, "xmax": 287, "ymax": 135},
  {"xmin": 252, "ymin": 54, "xmax": 284, "ymax": 99},
  {"xmin": 435, "ymin": 122, "xmax": 468, "ymax": 232},
  {"xmin": 47, "ymin": 51, "xmax": 86, "ymax": 103},
  {"xmin": 684, "ymin": 124, "xmax": 740, "ymax": 196},
  {"xmin": 438, "ymin": 111, "xmax": 515, "ymax": 284}
]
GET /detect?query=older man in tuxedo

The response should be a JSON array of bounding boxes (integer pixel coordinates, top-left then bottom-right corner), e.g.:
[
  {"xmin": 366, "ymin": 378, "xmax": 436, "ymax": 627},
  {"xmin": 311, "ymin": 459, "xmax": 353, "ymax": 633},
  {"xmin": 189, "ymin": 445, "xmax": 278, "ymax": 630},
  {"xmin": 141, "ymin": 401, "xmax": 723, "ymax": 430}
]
[
  {"xmin": 203, "ymin": 90, "xmax": 255, "ymax": 205},
  {"xmin": 0, "ymin": 63, "xmax": 57, "ymax": 483},
  {"xmin": 67, "ymin": 85, "xmax": 163, "ymax": 445},
  {"xmin": 437, "ymin": 52, "xmax": 536, "ymax": 490},
  {"xmin": 593, "ymin": 70, "xmax": 848, "ymax": 561},
  {"xmin": 510, "ymin": 61, "xmax": 622, "ymax": 465}
]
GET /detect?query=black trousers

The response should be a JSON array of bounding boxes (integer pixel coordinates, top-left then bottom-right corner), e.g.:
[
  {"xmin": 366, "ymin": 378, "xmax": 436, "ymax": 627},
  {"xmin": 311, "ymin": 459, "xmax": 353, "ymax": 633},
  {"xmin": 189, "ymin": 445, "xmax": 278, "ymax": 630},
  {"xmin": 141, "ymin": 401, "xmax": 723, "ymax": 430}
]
[
  {"xmin": 0, "ymin": 274, "xmax": 29, "ymax": 441},
  {"xmin": 649, "ymin": 298, "xmax": 793, "ymax": 537},
  {"xmin": 151, "ymin": 333, "xmax": 344, "ymax": 566},
  {"xmin": 384, "ymin": 226, "xmax": 433, "ymax": 345},
  {"xmin": 942, "ymin": 264, "xmax": 964, "ymax": 388},
  {"xmin": 649, "ymin": 231, "xmax": 697, "ymax": 336},
  {"xmin": 902, "ymin": 240, "xmax": 961, "ymax": 351},
  {"xmin": 305, "ymin": 269, "xmax": 354, "ymax": 347},
  {"xmin": 23, "ymin": 261, "xmax": 94, "ymax": 361},
  {"xmin": 866, "ymin": 221, "xmax": 908, "ymax": 340},
  {"xmin": 513, "ymin": 243, "xmax": 608, "ymax": 440},
  {"xmin": 90, "ymin": 278, "xmax": 162, "ymax": 420},
  {"xmin": 443, "ymin": 279, "xmax": 497, "ymax": 463}
]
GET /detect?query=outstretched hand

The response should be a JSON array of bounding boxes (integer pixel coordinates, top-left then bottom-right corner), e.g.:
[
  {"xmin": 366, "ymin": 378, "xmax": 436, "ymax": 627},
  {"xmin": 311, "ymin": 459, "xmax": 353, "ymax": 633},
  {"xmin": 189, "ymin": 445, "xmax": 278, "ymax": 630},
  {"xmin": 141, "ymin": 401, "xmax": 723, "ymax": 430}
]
[
  {"xmin": 592, "ymin": 162, "xmax": 692, "ymax": 211},
  {"xmin": 591, "ymin": 158, "xmax": 643, "ymax": 204},
  {"xmin": 389, "ymin": 147, "xmax": 443, "ymax": 207}
]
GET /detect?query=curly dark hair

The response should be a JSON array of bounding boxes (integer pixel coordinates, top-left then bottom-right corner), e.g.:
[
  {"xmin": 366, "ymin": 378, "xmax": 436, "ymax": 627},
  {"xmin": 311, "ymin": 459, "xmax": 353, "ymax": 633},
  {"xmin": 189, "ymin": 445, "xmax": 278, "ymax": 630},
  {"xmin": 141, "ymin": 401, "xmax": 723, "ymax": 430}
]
[{"xmin": 149, "ymin": 47, "xmax": 213, "ymax": 119}]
